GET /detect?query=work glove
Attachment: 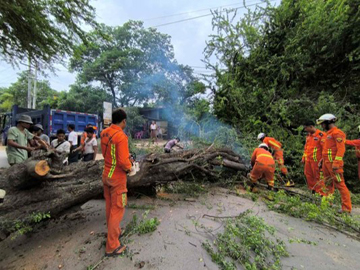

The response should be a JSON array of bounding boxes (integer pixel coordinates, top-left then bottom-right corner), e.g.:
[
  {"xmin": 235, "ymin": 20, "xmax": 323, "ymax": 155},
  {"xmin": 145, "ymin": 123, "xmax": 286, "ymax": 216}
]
[{"xmin": 128, "ymin": 165, "xmax": 137, "ymax": 176}]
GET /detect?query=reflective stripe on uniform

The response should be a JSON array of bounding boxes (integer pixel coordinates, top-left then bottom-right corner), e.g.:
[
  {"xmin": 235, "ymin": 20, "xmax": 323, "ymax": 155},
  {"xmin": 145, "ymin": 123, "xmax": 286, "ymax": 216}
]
[
  {"xmin": 335, "ymin": 173, "xmax": 342, "ymax": 182},
  {"xmin": 258, "ymin": 154, "xmax": 273, "ymax": 159},
  {"xmin": 108, "ymin": 144, "xmax": 117, "ymax": 178},
  {"xmin": 122, "ymin": 193, "xmax": 127, "ymax": 207},
  {"xmin": 328, "ymin": 149, "xmax": 333, "ymax": 162},
  {"xmin": 269, "ymin": 140, "xmax": 281, "ymax": 149},
  {"xmin": 335, "ymin": 156, "xmax": 342, "ymax": 161},
  {"xmin": 313, "ymin": 147, "xmax": 317, "ymax": 161}
]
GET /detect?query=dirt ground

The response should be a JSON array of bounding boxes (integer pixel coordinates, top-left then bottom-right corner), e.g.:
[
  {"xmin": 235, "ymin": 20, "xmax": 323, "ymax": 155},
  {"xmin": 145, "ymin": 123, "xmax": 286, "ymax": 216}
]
[{"xmin": 1, "ymin": 187, "xmax": 360, "ymax": 270}]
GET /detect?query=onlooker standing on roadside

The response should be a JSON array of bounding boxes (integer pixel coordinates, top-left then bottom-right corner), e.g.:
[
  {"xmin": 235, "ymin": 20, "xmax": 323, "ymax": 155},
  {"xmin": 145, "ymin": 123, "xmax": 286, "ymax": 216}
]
[
  {"xmin": 81, "ymin": 123, "xmax": 97, "ymax": 145},
  {"xmin": 67, "ymin": 124, "xmax": 79, "ymax": 163},
  {"xmin": 51, "ymin": 129, "xmax": 71, "ymax": 154},
  {"xmin": 35, "ymin": 124, "xmax": 50, "ymax": 145},
  {"xmin": 150, "ymin": 121, "xmax": 157, "ymax": 144},
  {"xmin": 157, "ymin": 126, "xmax": 163, "ymax": 140},
  {"xmin": 6, "ymin": 115, "xmax": 44, "ymax": 165},
  {"xmin": 76, "ymin": 128, "xmax": 98, "ymax": 161}
]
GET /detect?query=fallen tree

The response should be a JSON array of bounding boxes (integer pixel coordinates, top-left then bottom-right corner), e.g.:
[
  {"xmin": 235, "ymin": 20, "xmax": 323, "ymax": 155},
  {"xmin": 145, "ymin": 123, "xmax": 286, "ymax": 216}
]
[{"xmin": 0, "ymin": 147, "xmax": 248, "ymax": 240}]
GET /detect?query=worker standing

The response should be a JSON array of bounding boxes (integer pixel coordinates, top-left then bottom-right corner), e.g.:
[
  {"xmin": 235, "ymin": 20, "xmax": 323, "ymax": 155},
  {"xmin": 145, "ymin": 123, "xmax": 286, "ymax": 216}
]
[
  {"xmin": 249, "ymin": 143, "xmax": 276, "ymax": 191},
  {"xmin": 100, "ymin": 109, "xmax": 132, "ymax": 257},
  {"xmin": 302, "ymin": 121, "xmax": 325, "ymax": 194},
  {"xmin": 317, "ymin": 114, "xmax": 352, "ymax": 213},
  {"xmin": 345, "ymin": 125, "xmax": 360, "ymax": 181},
  {"xmin": 257, "ymin": 133, "xmax": 294, "ymax": 186}
]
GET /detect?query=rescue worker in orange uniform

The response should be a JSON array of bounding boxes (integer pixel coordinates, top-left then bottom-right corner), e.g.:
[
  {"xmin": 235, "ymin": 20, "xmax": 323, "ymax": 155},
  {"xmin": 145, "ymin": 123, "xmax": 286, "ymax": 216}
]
[
  {"xmin": 249, "ymin": 143, "xmax": 276, "ymax": 191},
  {"xmin": 317, "ymin": 114, "xmax": 352, "ymax": 213},
  {"xmin": 345, "ymin": 125, "xmax": 360, "ymax": 181},
  {"xmin": 101, "ymin": 109, "xmax": 133, "ymax": 256},
  {"xmin": 302, "ymin": 121, "xmax": 325, "ymax": 194},
  {"xmin": 257, "ymin": 133, "xmax": 294, "ymax": 187}
]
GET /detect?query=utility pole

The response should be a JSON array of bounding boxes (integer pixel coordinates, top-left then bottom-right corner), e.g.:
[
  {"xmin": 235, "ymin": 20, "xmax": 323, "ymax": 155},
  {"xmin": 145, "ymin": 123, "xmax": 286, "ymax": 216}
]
[
  {"xmin": 27, "ymin": 57, "xmax": 32, "ymax": 109},
  {"xmin": 32, "ymin": 62, "xmax": 38, "ymax": 109}
]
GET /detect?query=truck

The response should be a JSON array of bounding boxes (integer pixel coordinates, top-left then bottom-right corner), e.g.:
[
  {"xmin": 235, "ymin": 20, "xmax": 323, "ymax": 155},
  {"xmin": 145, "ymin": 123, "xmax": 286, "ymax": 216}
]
[{"xmin": 0, "ymin": 105, "xmax": 98, "ymax": 145}]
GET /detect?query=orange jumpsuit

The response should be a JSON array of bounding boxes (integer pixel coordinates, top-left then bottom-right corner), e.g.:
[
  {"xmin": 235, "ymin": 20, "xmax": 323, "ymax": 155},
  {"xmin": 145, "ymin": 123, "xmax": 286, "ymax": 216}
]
[
  {"xmin": 302, "ymin": 129, "xmax": 325, "ymax": 193},
  {"xmin": 263, "ymin": 137, "xmax": 288, "ymax": 175},
  {"xmin": 250, "ymin": 148, "xmax": 276, "ymax": 187},
  {"xmin": 101, "ymin": 124, "xmax": 132, "ymax": 253},
  {"xmin": 345, "ymin": 139, "xmax": 360, "ymax": 180},
  {"xmin": 321, "ymin": 127, "xmax": 351, "ymax": 212}
]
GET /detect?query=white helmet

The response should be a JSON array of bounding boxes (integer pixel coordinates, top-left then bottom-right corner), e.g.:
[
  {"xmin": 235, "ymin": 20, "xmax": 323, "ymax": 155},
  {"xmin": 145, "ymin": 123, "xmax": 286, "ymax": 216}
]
[
  {"xmin": 357, "ymin": 125, "xmax": 360, "ymax": 133},
  {"xmin": 258, "ymin": 143, "xmax": 269, "ymax": 150},
  {"xmin": 257, "ymin": 133, "xmax": 266, "ymax": 140},
  {"xmin": 316, "ymin": 114, "xmax": 337, "ymax": 125}
]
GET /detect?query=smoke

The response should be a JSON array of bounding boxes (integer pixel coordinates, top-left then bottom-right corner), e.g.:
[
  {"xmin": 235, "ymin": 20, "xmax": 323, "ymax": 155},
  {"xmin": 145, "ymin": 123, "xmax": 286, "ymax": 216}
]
[{"xmin": 128, "ymin": 62, "xmax": 251, "ymax": 164}]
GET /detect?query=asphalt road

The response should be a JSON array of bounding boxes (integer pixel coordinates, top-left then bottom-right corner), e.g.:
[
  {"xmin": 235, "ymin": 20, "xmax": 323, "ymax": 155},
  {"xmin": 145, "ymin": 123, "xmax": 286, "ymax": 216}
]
[{"xmin": 0, "ymin": 146, "xmax": 9, "ymax": 168}]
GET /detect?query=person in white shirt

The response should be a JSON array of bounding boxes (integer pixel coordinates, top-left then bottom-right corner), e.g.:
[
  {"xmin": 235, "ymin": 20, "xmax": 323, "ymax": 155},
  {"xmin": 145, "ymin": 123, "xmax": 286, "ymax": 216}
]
[
  {"xmin": 51, "ymin": 129, "xmax": 71, "ymax": 154},
  {"xmin": 76, "ymin": 128, "xmax": 98, "ymax": 162},
  {"xmin": 67, "ymin": 124, "xmax": 79, "ymax": 163},
  {"xmin": 150, "ymin": 121, "xmax": 157, "ymax": 144}
]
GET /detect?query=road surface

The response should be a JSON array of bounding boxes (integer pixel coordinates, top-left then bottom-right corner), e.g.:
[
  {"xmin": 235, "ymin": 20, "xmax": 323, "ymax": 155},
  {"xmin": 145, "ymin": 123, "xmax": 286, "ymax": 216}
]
[{"xmin": 0, "ymin": 146, "xmax": 9, "ymax": 169}]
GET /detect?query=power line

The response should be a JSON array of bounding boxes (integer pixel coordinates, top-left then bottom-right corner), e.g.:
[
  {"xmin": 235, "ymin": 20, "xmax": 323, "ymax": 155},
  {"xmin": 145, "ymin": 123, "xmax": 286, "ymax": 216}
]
[
  {"xmin": 142, "ymin": 1, "xmax": 247, "ymax": 21},
  {"xmin": 151, "ymin": 1, "xmax": 274, "ymax": 28}
]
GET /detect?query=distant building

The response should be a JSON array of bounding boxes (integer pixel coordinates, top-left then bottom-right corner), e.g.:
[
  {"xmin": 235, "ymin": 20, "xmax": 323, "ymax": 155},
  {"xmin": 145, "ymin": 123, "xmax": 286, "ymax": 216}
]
[{"xmin": 138, "ymin": 107, "xmax": 177, "ymax": 139}]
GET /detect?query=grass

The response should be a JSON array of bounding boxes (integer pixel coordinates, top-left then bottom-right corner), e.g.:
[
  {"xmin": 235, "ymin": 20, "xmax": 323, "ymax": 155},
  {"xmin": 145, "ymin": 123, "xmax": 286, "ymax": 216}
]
[
  {"xmin": 266, "ymin": 190, "xmax": 360, "ymax": 235},
  {"xmin": 127, "ymin": 203, "xmax": 156, "ymax": 210},
  {"xmin": 202, "ymin": 211, "xmax": 288, "ymax": 270},
  {"xmin": 123, "ymin": 210, "xmax": 160, "ymax": 236}
]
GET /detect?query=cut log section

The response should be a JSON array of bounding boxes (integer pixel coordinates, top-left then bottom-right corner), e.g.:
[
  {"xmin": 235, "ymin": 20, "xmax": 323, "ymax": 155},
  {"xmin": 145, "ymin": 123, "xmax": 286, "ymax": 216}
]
[
  {"xmin": 29, "ymin": 160, "xmax": 50, "ymax": 178},
  {"xmin": 0, "ymin": 147, "xmax": 249, "ymax": 241}
]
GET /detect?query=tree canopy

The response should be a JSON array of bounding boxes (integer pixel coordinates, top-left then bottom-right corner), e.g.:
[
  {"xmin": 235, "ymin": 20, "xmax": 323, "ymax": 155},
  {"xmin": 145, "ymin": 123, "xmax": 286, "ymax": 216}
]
[
  {"xmin": 0, "ymin": 0, "xmax": 98, "ymax": 66},
  {"xmin": 0, "ymin": 71, "xmax": 58, "ymax": 111},
  {"xmin": 204, "ymin": 0, "xmax": 360, "ymax": 190},
  {"xmin": 70, "ymin": 21, "xmax": 205, "ymax": 108}
]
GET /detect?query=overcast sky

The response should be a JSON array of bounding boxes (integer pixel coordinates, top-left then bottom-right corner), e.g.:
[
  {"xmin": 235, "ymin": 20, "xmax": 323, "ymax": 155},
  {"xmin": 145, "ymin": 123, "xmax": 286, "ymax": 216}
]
[{"xmin": 0, "ymin": 0, "xmax": 280, "ymax": 92}]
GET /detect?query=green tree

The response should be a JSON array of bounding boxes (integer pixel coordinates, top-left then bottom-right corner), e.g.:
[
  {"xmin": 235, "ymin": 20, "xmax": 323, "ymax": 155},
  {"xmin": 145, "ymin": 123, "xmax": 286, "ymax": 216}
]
[
  {"xmin": 56, "ymin": 83, "xmax": 112, "ymax": 115},
  {"xmin": 70, "ymin": 21, "xmax": 203, "ymax": 108},
  {"xmin": 204, "ymin": 0, "xmax": 360, "ymax": 189},
  {"xmin": 0, "ymin": 0, "xmax": 98, "ymax": 66},
  {"xmin": 0, "ymin": 72, "xmax": 58, "ymax": 111}
]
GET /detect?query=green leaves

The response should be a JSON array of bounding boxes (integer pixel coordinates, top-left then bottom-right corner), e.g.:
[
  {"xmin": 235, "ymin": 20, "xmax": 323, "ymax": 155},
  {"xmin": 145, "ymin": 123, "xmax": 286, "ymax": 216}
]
[
  {"xmin": 70, "ymin": 21, "xmax": 201, "ymax": 108},
  {"xmin": 203, "ymin": 212, "xmax": 288, "ymax": 269},
  {"xmin": 0, "ymin": 0, "xmax": 99, "ymax": 67},
  {"xmin": 204, "ymin": 0, "xmax": 360, "ymax": 187}
]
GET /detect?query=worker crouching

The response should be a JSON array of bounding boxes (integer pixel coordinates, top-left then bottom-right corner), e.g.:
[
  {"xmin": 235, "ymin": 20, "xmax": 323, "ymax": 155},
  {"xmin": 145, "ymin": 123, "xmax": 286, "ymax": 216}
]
[
  {"xmin": 250, "ymin": 143, "xmax": 276, "ymax": 191},
  {"xmin": 257, "ymin": 133, "xmax": 294, "ymax": 187}
]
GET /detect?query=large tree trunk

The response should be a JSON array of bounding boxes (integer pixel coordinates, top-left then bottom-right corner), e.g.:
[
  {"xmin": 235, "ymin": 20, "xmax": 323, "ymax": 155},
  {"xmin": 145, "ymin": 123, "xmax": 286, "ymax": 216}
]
[{"xmin": 0, "ymin": 147, "xmax": 248, "ymax": 240}]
